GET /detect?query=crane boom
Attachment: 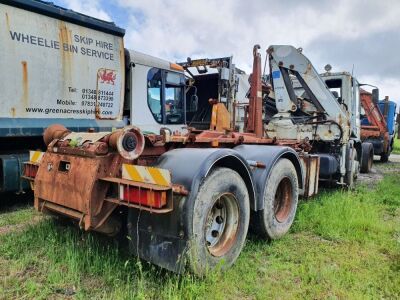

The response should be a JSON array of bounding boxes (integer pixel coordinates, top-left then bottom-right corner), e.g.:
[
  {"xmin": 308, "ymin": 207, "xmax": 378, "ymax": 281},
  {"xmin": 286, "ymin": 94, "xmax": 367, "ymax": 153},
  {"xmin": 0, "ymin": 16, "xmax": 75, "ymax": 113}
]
[
  {"xmin": 268, "ymin": 45, "xmax": 348, "ymax": 124},
  {"xmin": 266, "ymin": 45, "xmax": 350, "ymax": 143}
]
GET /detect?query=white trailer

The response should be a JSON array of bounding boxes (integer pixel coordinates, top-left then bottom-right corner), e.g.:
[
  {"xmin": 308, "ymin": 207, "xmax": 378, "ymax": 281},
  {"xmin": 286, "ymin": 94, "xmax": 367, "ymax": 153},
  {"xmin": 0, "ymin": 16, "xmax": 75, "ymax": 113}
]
[{"xmin": 0, "ymin": 1, "xmax": 200, "ymax": 194}]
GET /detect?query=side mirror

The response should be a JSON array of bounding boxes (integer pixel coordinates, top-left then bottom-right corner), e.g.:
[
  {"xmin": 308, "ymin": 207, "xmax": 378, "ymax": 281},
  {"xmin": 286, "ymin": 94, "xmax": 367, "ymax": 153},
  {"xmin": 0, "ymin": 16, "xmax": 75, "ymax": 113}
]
[
  {"xmin": 190, "ymin": 94, "xmax": 198, "ymax": 112},
  {"xmin": 372, "ymin": 88, "xmax": 379, "ymax": 104}
]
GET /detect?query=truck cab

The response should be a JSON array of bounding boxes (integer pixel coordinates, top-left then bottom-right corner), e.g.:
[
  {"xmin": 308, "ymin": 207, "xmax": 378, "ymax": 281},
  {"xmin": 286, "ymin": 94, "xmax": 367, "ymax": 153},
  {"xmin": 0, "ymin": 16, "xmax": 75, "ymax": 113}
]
[
  {"xmin": 124, "ymin": 52, "xmax": 250, "ymax": 134},
  {"xmin": 320, "ymin": 71, "xmax": 361, "ymax": 140},
  {"xmin": 125, "ymin": 51, "xmax": 188, "ymax": 134}
]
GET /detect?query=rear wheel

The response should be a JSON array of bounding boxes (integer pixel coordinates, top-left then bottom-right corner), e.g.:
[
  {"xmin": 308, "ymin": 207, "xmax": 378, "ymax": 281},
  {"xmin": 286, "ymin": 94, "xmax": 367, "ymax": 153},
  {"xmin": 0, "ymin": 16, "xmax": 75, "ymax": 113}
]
[
  {"xmin": 189, "ymin": 167, "xmax": 250, "ymax": 276},
  {"xmin": 253, "ymin": 158, "xmax": 298, "ymax": 240},
  {"xmin": 381, "ymin": 139, "xmax": 391, "ymax": 162},
  {"xmin": 360, "ymin": 142, "xmax": 374, "ymax": 173},
  {"xmin": 380, "ymin": 152, "xmax": 389, "ymax": 162},
  {"xmin": 345, "ymin": 147, "xmax": 359, "ymax": 188}
]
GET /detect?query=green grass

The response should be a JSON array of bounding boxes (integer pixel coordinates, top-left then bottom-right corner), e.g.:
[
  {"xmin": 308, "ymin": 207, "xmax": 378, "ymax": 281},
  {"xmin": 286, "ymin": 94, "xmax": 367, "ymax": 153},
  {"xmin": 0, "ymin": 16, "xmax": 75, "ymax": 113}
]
[
  {"xmin": 393, "ymin": 135, "xmax": 400, "ymax": 154},
  {"xmin": 0, "ymin": 175, "xmax": 399, "ymax": 299},
  {"xmin": 0, "ymin": 206, "xmax": 36, "ymax": 227}
]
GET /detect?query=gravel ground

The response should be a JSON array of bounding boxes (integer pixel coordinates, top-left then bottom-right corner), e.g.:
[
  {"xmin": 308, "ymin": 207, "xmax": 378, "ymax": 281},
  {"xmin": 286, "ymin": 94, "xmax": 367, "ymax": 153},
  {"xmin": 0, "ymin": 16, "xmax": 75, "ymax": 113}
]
[{"xmin": 358, "ymin": 154, "xmax": 400, "ymax": 186}]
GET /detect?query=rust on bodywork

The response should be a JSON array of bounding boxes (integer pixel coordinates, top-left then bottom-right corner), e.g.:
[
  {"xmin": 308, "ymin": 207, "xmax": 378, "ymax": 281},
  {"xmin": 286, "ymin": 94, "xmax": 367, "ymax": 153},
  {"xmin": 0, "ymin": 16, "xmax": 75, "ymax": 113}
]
[
  {"xmin": 33, "ymin": 125, "xmax": 173, "ymax": 231},
  {"xmin": 5, "ymin": 12, "xmax": 10, "ymax": 31},
  {"xmin": 34, "ymin": 151, "xmax": 122, "ymax": 231},
  {"xmin": 245, "ymin": 45, "xmax": 263, "ymax": 137},
  {"xmin": 21, "ymin": 61, "xmax": 28, "ymax": 107},
  {"xmin": 58, "ymin": 22, "xmax": 73, "ymax": 83},
  {"xmin": 299, "ymin": 154, "xmax": 320, "ymax": 198},
  {"xmin": 32, "ymin": 120, "xmax": 314, "ymax": 234},
  {"xmin": 43, "ymin": 124, "xmax": 70, "ymax": 146}
]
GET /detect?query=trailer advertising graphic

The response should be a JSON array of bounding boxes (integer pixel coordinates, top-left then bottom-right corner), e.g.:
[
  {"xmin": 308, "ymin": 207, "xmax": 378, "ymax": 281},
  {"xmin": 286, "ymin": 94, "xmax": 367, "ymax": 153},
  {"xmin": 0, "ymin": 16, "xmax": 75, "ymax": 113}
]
[{"xmin": 0, "ymin": 4, "xmax": 125, "ymax": 120}]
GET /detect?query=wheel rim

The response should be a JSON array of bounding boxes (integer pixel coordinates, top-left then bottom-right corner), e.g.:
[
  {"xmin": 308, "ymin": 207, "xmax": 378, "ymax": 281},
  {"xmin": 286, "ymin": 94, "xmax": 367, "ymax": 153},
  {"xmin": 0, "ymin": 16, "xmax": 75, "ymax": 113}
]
[
  {"xmin": 205, "ymin": 193, "xmax": 239, "ymax": 257},
  {"xmin": 273, "ymin": 177, "xmax": 293, "ymax": 223}
]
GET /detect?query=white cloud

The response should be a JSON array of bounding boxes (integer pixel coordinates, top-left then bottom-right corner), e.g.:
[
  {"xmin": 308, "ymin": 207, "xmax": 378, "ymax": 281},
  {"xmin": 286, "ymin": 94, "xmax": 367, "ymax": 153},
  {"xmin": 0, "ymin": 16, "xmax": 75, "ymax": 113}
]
[
  {"xmin": 59, "ymin": 0, "xmax": 111, "ymax": 21},
  {"xmin": 60, "ymin": 0, "xmax": 400, "ymax": 103},
  {"xmin": 116, "ymin": 0, "xmax": 400, "ymax": 68}
]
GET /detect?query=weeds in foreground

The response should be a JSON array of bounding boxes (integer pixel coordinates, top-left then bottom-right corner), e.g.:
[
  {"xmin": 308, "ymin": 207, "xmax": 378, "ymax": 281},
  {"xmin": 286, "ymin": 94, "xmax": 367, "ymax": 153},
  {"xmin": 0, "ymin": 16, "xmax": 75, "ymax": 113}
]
[{"xmin": 0, "ymin": 175, "xmax": 399, "ymax": 299}]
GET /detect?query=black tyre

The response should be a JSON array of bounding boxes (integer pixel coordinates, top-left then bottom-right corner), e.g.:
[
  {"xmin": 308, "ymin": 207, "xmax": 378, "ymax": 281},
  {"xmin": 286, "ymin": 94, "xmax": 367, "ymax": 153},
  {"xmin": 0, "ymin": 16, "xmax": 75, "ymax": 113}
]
[
  {"xmin": 253, "ymin": 158, "xmax": 298, "ymax": 240},
  {"xmin": 381, "ymin": 152, "xmax": 389, "ymax": 162},
  {"xmin": 360, "ymin": 142, "xmax": 374, "ymax": 173},
  {"xmin": 189, "ymin": 167, "xmax": 250, "ymax": 276},
  {"xmin": 345, "ymin": 147, "xmax": 359, "ymax": 188},
  {"xmin": 381, "ymin": 138, "xmax": 392, "ymax": 162}
]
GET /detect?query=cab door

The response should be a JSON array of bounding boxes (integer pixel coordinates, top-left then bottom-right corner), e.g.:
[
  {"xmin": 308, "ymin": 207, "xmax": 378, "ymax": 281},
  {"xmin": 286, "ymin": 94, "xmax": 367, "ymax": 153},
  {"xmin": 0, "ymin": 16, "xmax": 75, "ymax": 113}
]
[{"xmin": 130, "ymin": 64, "xmax": 186, "ymax": 134}]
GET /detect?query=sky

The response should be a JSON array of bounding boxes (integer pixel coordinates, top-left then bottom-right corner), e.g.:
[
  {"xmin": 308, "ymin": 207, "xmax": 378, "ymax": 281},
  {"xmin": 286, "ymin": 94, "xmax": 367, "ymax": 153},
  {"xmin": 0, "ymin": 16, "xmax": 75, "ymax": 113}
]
[{"xmin": 54, "ymin": 0, "xmax": 400, "ymax": 105}]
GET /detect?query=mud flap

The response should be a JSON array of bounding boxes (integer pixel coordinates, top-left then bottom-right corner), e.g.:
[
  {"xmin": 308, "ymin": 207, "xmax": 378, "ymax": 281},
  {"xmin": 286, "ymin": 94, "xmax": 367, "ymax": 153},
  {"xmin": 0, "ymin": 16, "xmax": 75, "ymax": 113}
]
[
  {"xmin": 127, "ymin": 199, "xmax": 188, "ymax": 273},
  {"xmin": 127, "ymin": 225, "xmax": 188, "ymax": 273}
]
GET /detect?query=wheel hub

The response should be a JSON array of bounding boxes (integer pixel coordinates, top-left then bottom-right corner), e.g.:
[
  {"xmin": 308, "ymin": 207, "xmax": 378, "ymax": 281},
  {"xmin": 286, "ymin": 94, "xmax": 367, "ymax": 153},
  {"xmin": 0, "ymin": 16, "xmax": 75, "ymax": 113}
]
[
  {"xmin": 273, "ymin": 177, "xmax": 293, "ymax": 223},
  {"xmin": 205, "ymin": 193, "xmax": 239, "ymax": 257}
]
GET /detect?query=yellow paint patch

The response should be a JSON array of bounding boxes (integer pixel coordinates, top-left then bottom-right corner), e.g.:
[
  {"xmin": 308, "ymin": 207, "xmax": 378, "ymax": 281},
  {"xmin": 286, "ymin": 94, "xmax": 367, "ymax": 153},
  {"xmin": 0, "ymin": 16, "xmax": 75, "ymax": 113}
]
[
  {"xmin": 123, "ymin": 164, "xmax": 143, "ymax": 182},
  {"xmin": 122, "ymin": 164, "xmax": 171, "ymax": 187},
  {"xmin": 29, "ymin": 151, "xmax": 43, "ymax": 163},
  {"xmin": 147, "ymin": 167, "xmax": 169, "ymax": 187}
]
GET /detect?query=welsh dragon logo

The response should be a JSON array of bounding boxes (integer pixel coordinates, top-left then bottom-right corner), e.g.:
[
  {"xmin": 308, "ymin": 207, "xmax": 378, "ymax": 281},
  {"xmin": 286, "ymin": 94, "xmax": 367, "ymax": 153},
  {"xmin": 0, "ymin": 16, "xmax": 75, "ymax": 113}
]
[{"xmin": 98, "ymin": 69, "xmax": 116, "ymax": 85}]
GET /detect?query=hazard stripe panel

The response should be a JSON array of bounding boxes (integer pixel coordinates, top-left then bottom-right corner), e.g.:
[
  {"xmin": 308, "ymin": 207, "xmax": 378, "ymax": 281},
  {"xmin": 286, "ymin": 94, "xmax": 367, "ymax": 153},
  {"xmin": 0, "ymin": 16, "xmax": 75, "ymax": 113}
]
[
  {"xmin": 29, "ymin": 151, "xmax": 44, "ymax": 164},
  {"xmin": 122, "ymin": 164, "xmax": 171, "ymax": 187}
]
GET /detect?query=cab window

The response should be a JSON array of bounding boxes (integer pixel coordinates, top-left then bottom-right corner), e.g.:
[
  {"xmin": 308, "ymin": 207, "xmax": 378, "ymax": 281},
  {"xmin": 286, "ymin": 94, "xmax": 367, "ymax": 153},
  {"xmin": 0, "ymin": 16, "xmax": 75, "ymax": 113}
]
[
  {"xmin": 165, "ymin": 71, "xmax": 184, "ymax": 124},
  {"xmin": 147, "ymin": 68, "xmax": 163, "ymax": 123},
  {"xmin": 147, "ymin": 68, "xmax": 185, "ymax": 124},
  {"xmin": 325, "ymin": 78, "xmax": 342, "ymax": 101}
]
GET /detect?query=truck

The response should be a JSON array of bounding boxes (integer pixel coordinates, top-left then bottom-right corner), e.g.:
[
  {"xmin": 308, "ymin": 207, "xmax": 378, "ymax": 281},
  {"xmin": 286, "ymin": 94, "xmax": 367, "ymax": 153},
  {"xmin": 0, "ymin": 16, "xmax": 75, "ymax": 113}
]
[
  {"xmin": 7, "ymin": 1, "xmax": 363, "ymax": 275},
  {"xmin": 0, "ymin": 0, "xmax": 197, "ymax": 193},
  {"xmin": 26, "ymin": 46, "xmax": 364, "ymax": 276},
  {"xmin": 359, "ymin": 89, "xmax": 397, "ymax": 163},
  {"xmin": 319, "ymin": 69, "xmax": 377, "ymax": 173},
  {"xmin": 0, "ymin": 0, "xmax": 127, "ymax": 193},
  {"xmin": 265, "ymin": 50, "xmax": 362, "ymax": 188},
  {"xmin": 320, "ymin": 66, "xmax": 397, "ymax": 168}
]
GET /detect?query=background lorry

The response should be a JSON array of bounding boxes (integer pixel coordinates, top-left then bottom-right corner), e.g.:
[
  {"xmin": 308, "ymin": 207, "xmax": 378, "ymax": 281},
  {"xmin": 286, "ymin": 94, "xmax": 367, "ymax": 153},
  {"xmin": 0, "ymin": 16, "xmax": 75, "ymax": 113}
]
[
  {"xmin": 0, "ymin": 0, "xmax": 196, "ymax": 194},
  {"xmin": 359, "ymin": 89, "xmax": 397, "ymax": 163},
  {"xmin": 265, "ymin": 49, "xmax": 362, "ymax": 188},
  {"xmin": 319, "ymin": 69, "xmax": 378, "ymax": 173},
  {"xmin": 0, "ymin": 0, "xmax": 125, "ymax": 193}
]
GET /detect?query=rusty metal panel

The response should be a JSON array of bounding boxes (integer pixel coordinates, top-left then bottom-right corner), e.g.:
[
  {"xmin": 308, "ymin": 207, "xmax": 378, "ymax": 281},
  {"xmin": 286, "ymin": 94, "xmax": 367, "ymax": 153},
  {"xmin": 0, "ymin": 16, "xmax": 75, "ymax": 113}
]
[
  {"xmin": 35, "ymin": 153, "xmax": 97, "ymax": 212},
  {"xmin": 34, "ymin": 152, "xmax": 121, "ymax": 230},
  {"xmin": 0, "ymin": 3, "xmax": 124, "ymax": 120},
  {"xmin": 299, "ymin": 154, "xmax": 319, "ymax": 198}
]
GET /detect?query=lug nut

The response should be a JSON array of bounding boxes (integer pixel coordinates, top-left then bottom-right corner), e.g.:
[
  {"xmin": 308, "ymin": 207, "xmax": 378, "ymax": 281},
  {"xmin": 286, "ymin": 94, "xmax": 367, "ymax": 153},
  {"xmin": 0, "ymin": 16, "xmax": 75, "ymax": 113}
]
[{"xmin": 216, "ymin": 216, "xmax": 224, "ymax": 224}]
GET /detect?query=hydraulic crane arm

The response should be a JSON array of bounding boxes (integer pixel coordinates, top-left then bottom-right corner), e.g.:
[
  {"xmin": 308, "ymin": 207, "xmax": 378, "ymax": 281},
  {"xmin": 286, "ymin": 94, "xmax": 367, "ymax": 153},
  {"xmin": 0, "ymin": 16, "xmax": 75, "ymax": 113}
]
[{"xmin": 268, "ymin": 45, "xmax": 348, "ymax": 125}]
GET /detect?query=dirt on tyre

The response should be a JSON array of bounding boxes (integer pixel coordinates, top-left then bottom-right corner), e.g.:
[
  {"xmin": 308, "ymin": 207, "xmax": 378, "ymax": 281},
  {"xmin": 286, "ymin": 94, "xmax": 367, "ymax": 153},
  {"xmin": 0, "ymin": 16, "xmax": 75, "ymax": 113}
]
[
  {"xmin": 189, "ymin": 167, "xmax": 250, "ymax": 276},
  {"xmin": 253, "ymin": 158, "xmax": 298, "ymax": 240},
  {"xmin": 360, "ymin": 142, "xmax": 373, "ymax": 173}
]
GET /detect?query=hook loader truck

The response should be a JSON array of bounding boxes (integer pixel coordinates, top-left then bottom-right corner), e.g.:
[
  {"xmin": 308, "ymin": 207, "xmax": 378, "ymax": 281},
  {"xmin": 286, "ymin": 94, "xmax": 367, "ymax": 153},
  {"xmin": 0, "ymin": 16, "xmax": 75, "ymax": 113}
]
[
  {"xmin": 25, "ymin": 43, "xmax": 363, "ymax": 275},
  {"xmin": 359, "ymin": 90, "xmax": 397, "ymax": 163},
  {"xmin": 5, "ymin": 0, "xmax": 364, "ymax": 275}
]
